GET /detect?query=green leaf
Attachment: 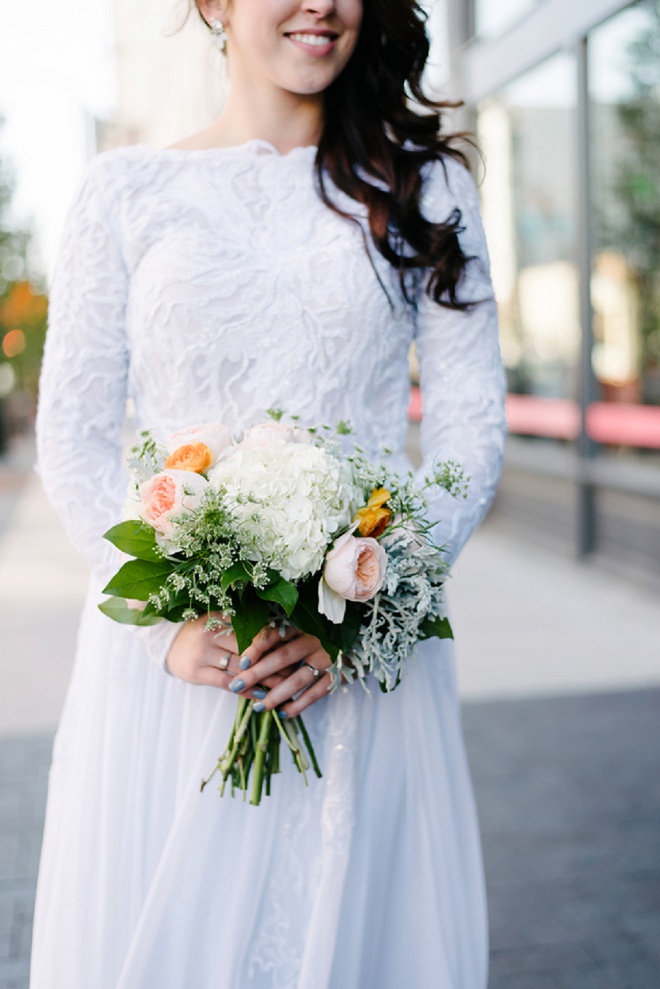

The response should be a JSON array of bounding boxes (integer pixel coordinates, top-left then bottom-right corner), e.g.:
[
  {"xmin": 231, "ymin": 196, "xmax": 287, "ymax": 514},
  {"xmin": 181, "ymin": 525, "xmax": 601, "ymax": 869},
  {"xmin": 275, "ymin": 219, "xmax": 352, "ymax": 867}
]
[
  {"xmin": 102, "ymin": 558, "xmax": 174, "ymax": 601},
  {"xmin": 419, "ymin": 615, "xmax": 454, "ymax": 641},
  {"xmin": 256, "ymin": 578, "xmax": 299, "ymax": 617},
  {"xmin": 98, "ymin": 597, "xmax": 162, "ymax": 626},
  {"xmin": 161, "ymin": 605, "xmax": 190, "ymax": 623},
  {"xmin": 220, "ymin": 561, "xmax": 251, "ymax": 593},
  {"xmin": 231, "ymin": 590, "xmax": 270, "ymax": 654},
  {"xmin": 340, "ymin": 601, "xmax": 362, "ymax": 652},
  {"xmin": 161, "ymin": 589, "xmax": 190, "ymax": 611},
  {"xmin": 103, "ymin": 520, "xmax": 162, "ymax": 562},
  {"xmin": 290, "ymin": 589, "xmax": 339, "ymax": 662}
]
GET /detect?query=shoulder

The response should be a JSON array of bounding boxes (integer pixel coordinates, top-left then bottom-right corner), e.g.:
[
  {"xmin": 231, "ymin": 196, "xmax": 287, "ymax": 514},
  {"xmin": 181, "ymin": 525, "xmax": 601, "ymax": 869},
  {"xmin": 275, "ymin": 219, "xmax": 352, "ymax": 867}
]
[
  {"xmin": 57, "ymin": 147, "xmax": 161, "ymax": 267},
  {"xmin": 74, "ymin": 145, "xmax": 154, "ymax": 204},
  {"xmin": 420, "ymin": 154, "xmax": 481, "ymax": 220},
  {"xmin": 68, "ymin": 146, "xmax": 190, "ymax": 250}
]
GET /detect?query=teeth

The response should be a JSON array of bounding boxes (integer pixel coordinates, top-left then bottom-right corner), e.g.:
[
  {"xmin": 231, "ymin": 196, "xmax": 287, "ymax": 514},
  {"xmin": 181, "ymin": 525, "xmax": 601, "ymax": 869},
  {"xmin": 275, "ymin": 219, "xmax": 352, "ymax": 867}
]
[{"xmin": 288, "ymin": 33, "xmax": 334, "ymax": 46}]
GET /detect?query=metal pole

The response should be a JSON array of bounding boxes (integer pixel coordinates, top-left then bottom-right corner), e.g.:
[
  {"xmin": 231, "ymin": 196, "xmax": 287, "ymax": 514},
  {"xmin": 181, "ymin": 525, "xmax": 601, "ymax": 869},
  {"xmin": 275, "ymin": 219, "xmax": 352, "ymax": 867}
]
[
  {"xmin": 576, "ymin": 35, "xmax": 598, "ymax": 556},
  {"xmin": 444, "ymin": 0, "xmax": 477, "ymax": 148},
  {"xmin": 445, "ymin": 0, "xmax": 473, "ymax": 92}
]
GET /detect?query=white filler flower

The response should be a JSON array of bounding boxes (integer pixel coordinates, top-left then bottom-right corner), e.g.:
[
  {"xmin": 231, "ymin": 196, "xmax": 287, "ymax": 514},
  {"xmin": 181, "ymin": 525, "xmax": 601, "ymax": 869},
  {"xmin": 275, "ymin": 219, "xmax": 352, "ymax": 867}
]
[{"xmin": 209, "ymin": 443, "xmax": 359, "ymax": 581}]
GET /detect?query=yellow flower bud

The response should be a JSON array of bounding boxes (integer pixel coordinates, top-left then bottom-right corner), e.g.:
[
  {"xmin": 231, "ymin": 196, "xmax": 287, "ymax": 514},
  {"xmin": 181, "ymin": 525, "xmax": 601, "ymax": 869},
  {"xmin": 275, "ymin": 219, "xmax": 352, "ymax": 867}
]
[{"xmin": 356, "ymin": 487, "xmax": 392, "ymax": 537}]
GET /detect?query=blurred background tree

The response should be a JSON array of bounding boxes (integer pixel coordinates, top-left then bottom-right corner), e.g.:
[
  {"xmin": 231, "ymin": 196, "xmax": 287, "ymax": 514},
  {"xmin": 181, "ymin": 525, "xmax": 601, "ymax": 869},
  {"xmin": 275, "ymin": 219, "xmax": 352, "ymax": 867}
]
[
  {"xmin": 593, "ymin": 0, "xmax": 660, "ymax": 406},
  {"xmin": 0, "ymin": 117, "xmax": 48, "ymax": 453},
  {"xmin": 615, "ymin": 0, "xmax": 660, "ymax": 403}
]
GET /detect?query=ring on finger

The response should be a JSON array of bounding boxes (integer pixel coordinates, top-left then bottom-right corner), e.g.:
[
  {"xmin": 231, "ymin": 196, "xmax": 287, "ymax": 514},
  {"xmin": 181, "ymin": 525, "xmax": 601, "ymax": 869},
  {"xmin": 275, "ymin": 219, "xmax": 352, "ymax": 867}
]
[
  {"xmin": 218, "ymin": 652, "xmax": 232, "ymax": 671},
  {"xmin": 301, "ymin": 661, "xmax": 322, "ymax": 679}
]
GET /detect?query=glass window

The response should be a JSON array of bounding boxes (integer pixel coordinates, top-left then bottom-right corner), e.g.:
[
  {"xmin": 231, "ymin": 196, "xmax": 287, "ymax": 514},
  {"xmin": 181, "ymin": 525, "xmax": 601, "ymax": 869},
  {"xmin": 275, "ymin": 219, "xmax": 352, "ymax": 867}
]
[
  {"xmin": 475, "ymin": 0, "xmax": 537, "ymax": 39},
  {"xmin": 477, "ymin": 53, "xmax": 579, "ymax": 414},
  {"xmin": 590, "ymin": 1, "xmax": 660, "ymax": 419}
]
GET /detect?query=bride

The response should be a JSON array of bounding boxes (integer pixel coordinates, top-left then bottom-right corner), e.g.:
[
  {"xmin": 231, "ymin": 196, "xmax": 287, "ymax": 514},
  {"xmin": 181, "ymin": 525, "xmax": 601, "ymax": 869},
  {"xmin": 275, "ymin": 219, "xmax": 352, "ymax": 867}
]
[{"xmin": 31, "ymin": 0, "xmax": 506, "ymax": 986}]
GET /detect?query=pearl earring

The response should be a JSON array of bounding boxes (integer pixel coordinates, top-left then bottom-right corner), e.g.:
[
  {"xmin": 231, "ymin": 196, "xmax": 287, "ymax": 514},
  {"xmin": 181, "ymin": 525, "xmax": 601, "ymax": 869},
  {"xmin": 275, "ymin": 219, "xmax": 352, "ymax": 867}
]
[{"xmin": 209, "ymin": 18, "xmax": 228, "ymax": 54}]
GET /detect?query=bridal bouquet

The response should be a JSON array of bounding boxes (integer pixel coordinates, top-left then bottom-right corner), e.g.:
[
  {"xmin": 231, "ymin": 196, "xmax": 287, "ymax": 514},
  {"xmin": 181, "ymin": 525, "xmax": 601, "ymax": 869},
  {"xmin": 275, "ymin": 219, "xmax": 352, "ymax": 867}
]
[{"xmin": 99, "ymin": 413, "xmax": 466, "ymax": 804}]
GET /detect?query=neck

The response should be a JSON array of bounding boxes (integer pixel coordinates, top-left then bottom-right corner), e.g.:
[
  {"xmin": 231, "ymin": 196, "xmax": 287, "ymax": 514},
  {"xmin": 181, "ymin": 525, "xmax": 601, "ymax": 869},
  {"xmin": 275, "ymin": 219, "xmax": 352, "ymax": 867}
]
[{"xmin": 209, "ymin": 75, "xmax": 324, "ymax": 154}]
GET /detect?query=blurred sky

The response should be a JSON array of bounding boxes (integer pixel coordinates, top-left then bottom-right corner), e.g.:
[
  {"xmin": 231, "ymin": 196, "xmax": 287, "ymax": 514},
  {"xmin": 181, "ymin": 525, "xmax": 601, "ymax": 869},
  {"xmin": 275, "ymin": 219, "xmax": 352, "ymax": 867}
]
[{"xmin": 0, "ymin": 0, "xmax": 449, "ymax": 281}]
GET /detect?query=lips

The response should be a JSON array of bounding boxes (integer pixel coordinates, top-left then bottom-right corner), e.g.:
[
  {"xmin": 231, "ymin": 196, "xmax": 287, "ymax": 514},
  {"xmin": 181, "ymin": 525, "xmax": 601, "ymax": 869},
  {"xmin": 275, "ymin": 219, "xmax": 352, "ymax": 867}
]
[{"xmin": 285, "ymin": 29, "xmax": 339, "ymax": 48}]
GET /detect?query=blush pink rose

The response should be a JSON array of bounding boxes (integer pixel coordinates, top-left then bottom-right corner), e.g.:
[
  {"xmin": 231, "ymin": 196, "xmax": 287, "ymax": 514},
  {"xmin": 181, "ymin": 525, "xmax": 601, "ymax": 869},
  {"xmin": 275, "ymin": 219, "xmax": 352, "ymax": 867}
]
[
  {"xmin": 139, "ymin": 469, "xmax": 207, "ymax": 540},
  {"xmin": 236, "ymin": 421, "xmax": 311, "ymax": 452},
  {"xmin": 167, "ymin": 422, "xmax": 233, "ymax": 465},
  {"xmin": 318, "ymin": 531, "xmax": 387, "ymax": 623}
]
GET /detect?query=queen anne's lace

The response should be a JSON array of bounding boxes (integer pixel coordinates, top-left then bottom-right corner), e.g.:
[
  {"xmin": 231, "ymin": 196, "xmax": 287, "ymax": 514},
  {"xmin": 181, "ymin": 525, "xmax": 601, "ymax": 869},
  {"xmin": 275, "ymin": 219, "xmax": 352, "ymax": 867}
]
[{"xmin": 36, "ymin": 139, "xmax": 506, "ymax": 663}]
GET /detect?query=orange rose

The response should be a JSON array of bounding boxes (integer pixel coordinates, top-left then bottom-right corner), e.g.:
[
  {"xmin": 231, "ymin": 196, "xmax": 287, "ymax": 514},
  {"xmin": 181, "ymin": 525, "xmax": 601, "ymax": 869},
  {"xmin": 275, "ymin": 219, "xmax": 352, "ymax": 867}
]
[
  {"xmin": 356, "ymin": 487, "xmax": 392, "ymax": 538},
  {"xmin": 164, "ymin": 442, "xmax": 213, "ymax": 474}
]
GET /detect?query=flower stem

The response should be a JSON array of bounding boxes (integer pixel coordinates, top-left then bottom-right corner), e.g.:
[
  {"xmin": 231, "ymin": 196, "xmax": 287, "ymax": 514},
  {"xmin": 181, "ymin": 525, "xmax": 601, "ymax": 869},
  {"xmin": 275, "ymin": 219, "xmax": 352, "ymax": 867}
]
[
  {"xmin": 250, "ymin": 710, "xmax": 273, "ymax": 806},
  {"xmin": 284, "ymin": 720, "xmax": 309, "ymax": 782},
  {"xmin": 202, "ymin": 695, "xmax": 245, "ymax": 793},
  {"xmin": 270, "ymin": 728, "xmax": 281, "ymax": 775},
  {"xmin": 219, "ymin": 698, "xmax": 252, "ymax": 795},
  {"xmin": 296, "ymin": 716, "xmax": 322, "ymax": 779}
]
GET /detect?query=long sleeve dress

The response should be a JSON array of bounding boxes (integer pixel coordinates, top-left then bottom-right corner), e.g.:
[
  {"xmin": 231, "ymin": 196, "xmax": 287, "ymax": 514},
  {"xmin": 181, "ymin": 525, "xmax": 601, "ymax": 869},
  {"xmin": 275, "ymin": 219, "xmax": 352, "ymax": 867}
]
[{"xmin": 32, "ymin": 139, "xmax": 506, "ymax": 989}]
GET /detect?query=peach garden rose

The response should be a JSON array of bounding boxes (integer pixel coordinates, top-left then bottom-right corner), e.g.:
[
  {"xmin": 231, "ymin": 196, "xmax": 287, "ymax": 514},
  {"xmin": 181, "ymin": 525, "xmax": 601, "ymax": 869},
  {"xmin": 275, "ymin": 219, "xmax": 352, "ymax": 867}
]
[
  {"xmin": 139, "ymin": 469, "xmax": 207, "ymax": 541},
  {"xmin": 318, "ymin": 529, "xmax": 387, "ymax": 623}
]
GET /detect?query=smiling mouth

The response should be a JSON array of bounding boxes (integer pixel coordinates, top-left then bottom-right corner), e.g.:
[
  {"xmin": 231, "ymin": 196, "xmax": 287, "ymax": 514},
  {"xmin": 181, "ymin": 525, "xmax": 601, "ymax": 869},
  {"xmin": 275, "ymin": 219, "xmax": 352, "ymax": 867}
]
[{"xmin": 285, "ymin": 32, "xmax": 339, "ymax": 47}]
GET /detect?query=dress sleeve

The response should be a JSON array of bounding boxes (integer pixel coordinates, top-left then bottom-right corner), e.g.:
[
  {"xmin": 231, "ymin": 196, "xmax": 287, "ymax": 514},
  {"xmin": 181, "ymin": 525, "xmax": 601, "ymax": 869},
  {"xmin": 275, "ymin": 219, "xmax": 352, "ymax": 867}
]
[
  {"xmin": 413, "ymin": 158, "xmax": 507, "ymax": 565},
  {"xmin": 36, "ymin": 156, "xmax": 180, "ymax": 670}
]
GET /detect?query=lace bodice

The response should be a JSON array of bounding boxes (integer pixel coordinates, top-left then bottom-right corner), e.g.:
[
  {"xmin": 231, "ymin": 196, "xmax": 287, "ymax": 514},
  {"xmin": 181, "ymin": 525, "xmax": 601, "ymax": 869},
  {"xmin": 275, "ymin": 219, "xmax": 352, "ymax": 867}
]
[{"xmin": 36, "ymin": 140, "xmax": 506, "ymax": 664}]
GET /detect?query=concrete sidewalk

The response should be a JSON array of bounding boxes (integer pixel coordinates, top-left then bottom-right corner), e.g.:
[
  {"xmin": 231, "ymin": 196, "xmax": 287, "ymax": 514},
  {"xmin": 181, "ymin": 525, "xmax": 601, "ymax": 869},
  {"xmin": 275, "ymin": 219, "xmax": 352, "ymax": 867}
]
[
  {"xmin": 466, "ymin": 689, "xmax": 660, "ymax": 989},
  {"xmin": 0, "ymin": 469, "xmax": 86, "ymax": 736},
  {"xmin": 451, "ymin": 524, "xmax": 660, "ymax": 701},
  {"xmin": 1, "ymin": 452, "xmax": 659, "ymax": 988}
]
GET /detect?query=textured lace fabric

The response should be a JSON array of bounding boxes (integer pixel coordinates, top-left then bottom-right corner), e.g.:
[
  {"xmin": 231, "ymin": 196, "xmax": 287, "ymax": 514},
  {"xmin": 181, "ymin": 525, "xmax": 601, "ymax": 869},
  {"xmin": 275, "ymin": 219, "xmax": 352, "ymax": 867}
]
[{"xmin": 36, "ymin": 140, "xmax": 506, "ymax": 664}]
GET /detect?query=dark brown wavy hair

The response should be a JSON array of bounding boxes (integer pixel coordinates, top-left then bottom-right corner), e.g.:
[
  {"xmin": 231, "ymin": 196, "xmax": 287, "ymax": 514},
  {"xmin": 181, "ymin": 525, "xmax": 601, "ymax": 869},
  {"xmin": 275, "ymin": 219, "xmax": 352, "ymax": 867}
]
[
  {"xmin": 195, "ymin": 1, "xmax": 474, "ymax": 309},
  {"xmin": 319, "ymin": 0, "xmax": 475, "ymax": 310}
]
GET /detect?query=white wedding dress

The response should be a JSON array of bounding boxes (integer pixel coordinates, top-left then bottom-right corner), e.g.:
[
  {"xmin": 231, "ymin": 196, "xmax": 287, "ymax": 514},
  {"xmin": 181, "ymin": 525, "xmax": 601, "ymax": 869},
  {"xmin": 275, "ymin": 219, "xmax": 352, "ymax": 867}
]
[{"xmin": 32, "ymin": 140, "xmax": 506, "ymax": 989}]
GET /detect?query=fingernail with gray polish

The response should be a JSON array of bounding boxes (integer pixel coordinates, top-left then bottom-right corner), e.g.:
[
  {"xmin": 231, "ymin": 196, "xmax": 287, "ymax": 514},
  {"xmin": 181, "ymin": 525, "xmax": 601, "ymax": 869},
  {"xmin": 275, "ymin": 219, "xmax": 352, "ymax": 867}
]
[
  {"xmin": 253, "ymin": 701, "xmax": 266, "ymax": 713},
  {"xmin": 253, "ymin": 689, "xmax": 267, "ymax": 699},
  {"xmin": 239, "ymin": 655, "xmax": 251, "ymax": 670},
  {"xmin": 229, "ymin": 678, "xmax": 245, "ymax": 694}
]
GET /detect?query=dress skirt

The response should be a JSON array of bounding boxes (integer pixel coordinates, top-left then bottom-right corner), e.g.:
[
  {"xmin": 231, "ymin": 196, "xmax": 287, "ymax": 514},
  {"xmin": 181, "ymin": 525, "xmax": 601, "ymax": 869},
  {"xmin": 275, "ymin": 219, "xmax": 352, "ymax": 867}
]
[{"xmin": 30, "ymin": 578, "xmax": 488, "ymax": 989}]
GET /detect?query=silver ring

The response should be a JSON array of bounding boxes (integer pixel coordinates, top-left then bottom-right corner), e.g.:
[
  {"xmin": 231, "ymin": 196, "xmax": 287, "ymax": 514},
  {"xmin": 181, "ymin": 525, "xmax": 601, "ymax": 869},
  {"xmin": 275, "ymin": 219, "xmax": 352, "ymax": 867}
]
[
  {"xmin": 218, "ymin": 652, "xmax": 231, "ymax": 671},
  {"xmin": 302, "ymin": 661, "xmax": 321, "ymax": 679}
]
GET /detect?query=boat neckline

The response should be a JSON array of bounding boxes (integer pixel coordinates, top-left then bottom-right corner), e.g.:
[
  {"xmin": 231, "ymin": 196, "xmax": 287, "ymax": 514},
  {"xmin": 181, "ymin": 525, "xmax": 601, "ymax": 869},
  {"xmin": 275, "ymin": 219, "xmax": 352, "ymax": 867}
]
[{"xmin": 134, "ymin": 138, "xmax": 318, "ymax": 159}]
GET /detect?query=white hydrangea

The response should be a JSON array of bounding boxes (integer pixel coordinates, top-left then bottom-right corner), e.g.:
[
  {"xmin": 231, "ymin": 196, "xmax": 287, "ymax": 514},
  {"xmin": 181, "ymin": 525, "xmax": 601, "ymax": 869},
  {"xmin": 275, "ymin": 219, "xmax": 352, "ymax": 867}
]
[{"xmin": 208, "ymin": 443, "xmax": 360, "ymax": 581}]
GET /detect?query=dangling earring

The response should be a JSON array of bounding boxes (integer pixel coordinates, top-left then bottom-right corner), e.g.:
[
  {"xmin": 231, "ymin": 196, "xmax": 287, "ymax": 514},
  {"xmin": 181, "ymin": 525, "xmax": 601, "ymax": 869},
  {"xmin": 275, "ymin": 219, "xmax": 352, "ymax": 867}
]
[{"xmin": 209, "ymin": 18, "xmax": 228, "ymax": 54}]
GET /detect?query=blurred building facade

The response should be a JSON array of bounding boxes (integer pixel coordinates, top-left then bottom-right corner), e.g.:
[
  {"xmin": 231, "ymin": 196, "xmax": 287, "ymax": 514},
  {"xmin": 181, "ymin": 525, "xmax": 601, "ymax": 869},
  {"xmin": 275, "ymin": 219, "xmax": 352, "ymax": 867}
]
[
  {"xmin": 105, "ymin": 0, "xmax": 225, "ymax": 151},
  {"xmin": 446, "ymin": 0, "xmax": 660, "ymax": 581}
]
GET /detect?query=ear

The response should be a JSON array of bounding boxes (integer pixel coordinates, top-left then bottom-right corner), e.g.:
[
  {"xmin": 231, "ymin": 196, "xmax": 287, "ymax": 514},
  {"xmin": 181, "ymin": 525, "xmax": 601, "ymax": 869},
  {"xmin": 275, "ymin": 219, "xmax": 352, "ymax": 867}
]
[{"xmin": 196, "ymin": 1, "xmax": 229, "ymax": 26}]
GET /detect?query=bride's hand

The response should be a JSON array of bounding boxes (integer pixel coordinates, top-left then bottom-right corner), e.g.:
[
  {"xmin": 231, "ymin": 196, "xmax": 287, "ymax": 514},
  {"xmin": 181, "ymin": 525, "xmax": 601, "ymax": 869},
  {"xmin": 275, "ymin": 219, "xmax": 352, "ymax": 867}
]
[
  {"xmin": 228, "ymin": 625, "xmax": 332, "ymax": 719},
  {"xmin": 165, "ymin": 615, "xmax": 299, "ymax": 698}
]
